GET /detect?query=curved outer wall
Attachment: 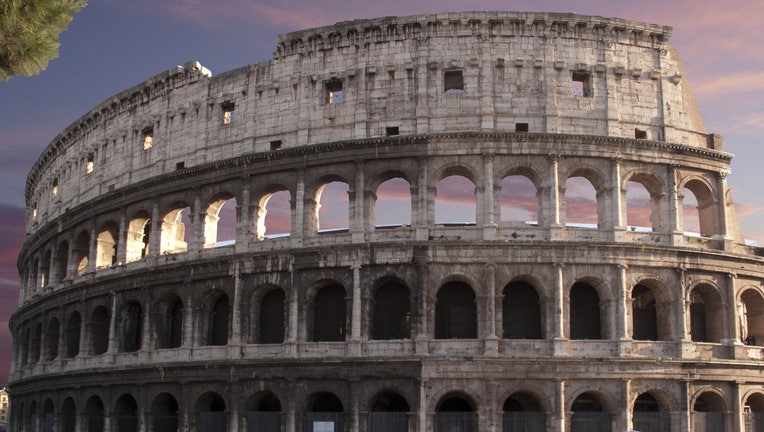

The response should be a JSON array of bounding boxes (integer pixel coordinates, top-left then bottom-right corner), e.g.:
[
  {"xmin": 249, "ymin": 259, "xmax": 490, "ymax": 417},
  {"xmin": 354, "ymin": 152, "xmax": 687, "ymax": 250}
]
[{"xmin": 10, "ymin": 11, "xmax": 764, "ymax": 432}]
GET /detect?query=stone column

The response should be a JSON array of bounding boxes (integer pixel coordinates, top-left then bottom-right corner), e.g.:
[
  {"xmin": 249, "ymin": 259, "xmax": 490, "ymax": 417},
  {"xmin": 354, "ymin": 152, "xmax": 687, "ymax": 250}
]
[
  {"xmin": 620, "ymin": 379, "xmax": 632, "ymax": 432},
  {"xmin": 349, "ymin": 262, "xmax": 362, "ymax": 355},
  {"xmin": 667, "ymin": 165, "xmax": 682, "ymax": 245},
  {"xmin": 107, "ymin": 293, "xmax": 119, "ymax": 354},
  {"xmin": 117, "ymin": 210, "xmax": 127, "ymax": 265},
  {"xmin": 183, "ymin": 293, "xmax": 194, "ymax": 348},
  {"xmin": 286, "ymin": 259, "xmax": 299, "ymax": 351},
  {"xmin": 87, "ymin": 219, "xmax": 97, "ymax": 273},
  {"xmin": 236, "ymin": 183, "xmax": 251, "ymax": 251},
  {"xmin": 149, "ymin": 201, "xmax": 161, "ymax": 259},
  {"xmin": 292, "ymin": 170, "xmax": 305, "ymax": 246},
  {"xmin": 230, "ymin": 263, "xmax": 242, "ymax": 349},
  {"xmin": 732, "ymin": 381, "xmax": 743, "ymax": 432},
  {"xmin": 715, "ymin": 171, "xmax": 731, "ymax": 241},
  {"xmin": 414, "ymin": 156, "xmax": 430, "ymax": 240},
  {"xmin": 610, "ymin": 157, "xmax": 625, "ymax": 239},
  {"xmin": 553, "ymin": 263, "xmax": 567, "ymax": 356},
  {"xmin": 615, "ymin": 264, "xmax": 631, "ymax": 356},
  {"xmin": 549, "ymin": 154, "xmax": 561, "ymax": 226},
  {"xmin": 484, "ymin": 263, "xmax": 499, "ymax": 355},
  {"xmin": 191, "ymin": 192, "xmax": 204, "ymax": 252},
  {"xmin": 414, "ymin": 252, "xmax": 429, "ymax": 354},
  {"xmin": 350, "ymin": 161, "xmax": 365, "ymax": 242},
  {"xmin": 482, "ymin": 153, "xmax": 497, "ymax": 229},
  {"xmin": 725, "ymin": 273, "xmax": 740, "ymax": 345},
  {"xmin": 554, "ymin": 380, "xmax": 566, "ymax": 432},
  {"xmin": 141, "ymin": 294, "xmax": 151, "ymax": 350}
]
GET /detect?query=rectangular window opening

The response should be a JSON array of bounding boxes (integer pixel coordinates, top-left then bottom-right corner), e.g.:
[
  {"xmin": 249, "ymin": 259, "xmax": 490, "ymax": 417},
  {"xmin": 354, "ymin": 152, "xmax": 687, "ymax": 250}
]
[
  {"xmin": 86, "ymin": 154, "xmax": 94, "ymax": 174},
  {"xmin": 176, "ymin": 162, "xmax": 185, "ymax": 170},
  {"xmin": 221, "ymin": 102, "xmax": 235, "ymax": 125},
  {"xmin": 444, "ymin": 70, "xmax": 464, "ymax": 94},
  {"xmin": 142, "ymin": 127, "xmax": 154, "ymax": 150},
  {"xmin": 635, "ymin": 128, "xmax": 647, "ymax": 139},
  {"xmin": 326, "ymin": 79, "xmax": 343, "ymax": 104},
  {"xmin": 52, "ymin": 179, "xmax": 58, "ymax": 197},
  {"xmin": 385, "ymin": 126, "xmax": 400, "ymax": 136},
  {"xmin": 572, "ymin": 72, "xmax": 591, "ymax": 97},
  {"xmin": 270, "ymin": 140, "xmax": 283, "ymax": 151},
  {"xmin": 515, "ymin": 123, "xmax": 529, "ymax": 132}
]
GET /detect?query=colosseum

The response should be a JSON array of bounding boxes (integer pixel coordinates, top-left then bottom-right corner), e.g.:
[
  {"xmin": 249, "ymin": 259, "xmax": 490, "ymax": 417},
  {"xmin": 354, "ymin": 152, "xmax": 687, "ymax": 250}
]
[{"xmin": 9, "ymin": 10, "xmax": 764, "ymax": 432}]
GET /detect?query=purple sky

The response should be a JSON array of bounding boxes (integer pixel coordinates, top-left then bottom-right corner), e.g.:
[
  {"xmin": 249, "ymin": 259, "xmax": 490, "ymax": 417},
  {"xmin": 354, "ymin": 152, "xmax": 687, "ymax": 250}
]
[{"xmin": 1, "ymin": 0, "xmax": 763, "ymax": 385}]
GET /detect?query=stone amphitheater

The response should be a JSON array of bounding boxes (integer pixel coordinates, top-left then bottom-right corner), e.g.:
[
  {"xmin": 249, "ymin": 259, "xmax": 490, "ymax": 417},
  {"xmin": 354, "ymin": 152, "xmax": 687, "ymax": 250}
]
[{"xmin": 9, "ymin": 10, "xmax": 764, "ymax": 432}]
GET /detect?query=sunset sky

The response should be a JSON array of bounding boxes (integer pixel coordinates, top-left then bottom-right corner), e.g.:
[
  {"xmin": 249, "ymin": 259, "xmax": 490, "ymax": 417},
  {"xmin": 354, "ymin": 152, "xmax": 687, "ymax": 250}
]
[{"xmin": 0, "ymin": 0, "xmax": 763, "ymax": 385}]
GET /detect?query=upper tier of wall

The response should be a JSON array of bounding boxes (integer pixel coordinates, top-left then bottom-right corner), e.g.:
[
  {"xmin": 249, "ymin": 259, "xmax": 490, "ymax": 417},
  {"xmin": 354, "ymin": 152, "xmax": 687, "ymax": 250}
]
[{"xmin": 25, "ymin": 11, "xmax": 716, "ymax": 235}]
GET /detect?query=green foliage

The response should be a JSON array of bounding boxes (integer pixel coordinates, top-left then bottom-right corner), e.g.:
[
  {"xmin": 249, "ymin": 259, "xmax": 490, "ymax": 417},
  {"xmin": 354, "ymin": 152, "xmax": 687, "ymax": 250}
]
[{"xmin": 0, "ymin": 0, "xmax": 87, "ymax": 81}]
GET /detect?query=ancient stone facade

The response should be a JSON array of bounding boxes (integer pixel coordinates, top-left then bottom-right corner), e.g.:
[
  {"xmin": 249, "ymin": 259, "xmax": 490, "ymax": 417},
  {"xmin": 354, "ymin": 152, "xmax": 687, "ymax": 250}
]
[{"xmin": 9, "ymin": 11, "xmax": 764, "ymax": 432}]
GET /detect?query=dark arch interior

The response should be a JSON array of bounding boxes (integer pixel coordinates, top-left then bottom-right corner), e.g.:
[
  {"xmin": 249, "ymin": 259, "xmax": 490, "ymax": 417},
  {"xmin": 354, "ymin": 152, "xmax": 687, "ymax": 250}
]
[
  {"xmin": 307, "ymin": 392, "xmax": 343, "ymax": 412},
  {"xmin": 370, "ymin": 391, "xmax": 409, "ymax": 412},
  {"xmin": 437, "ymin": 396, "xmax": 474, "ymax": 412}
]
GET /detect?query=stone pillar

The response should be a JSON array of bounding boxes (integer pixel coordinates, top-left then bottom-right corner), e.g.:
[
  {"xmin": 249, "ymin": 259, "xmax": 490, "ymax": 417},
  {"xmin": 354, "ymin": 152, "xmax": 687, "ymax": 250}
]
[
  {"xmin": 615, "ymin": 264, "xmax": 631, "ymax": 356},
  {"xmin": 349, "ymin": 262, "xmax": 362, "ymax": 355},
  {"xmin": 553, "ymin": 263, "xmax": 567, "ymax": 356},
  {"xmin": 549, "ymin": 154, "xmax": 561, "ymax": 226},
  {"xmin": 78, "ymin": 305, "xmax": 88, "ymax": 357},
  {"xmin": 554, "ymin": 380, "xmax": 566, "ymax": 432},
  {"xmin": 620, "ymin": 379, "xmax": 632, "ymax": 432},
  {"xmin": 414, "ymin": 252, "xmax": 429, "ymax": 354},
  {"xmin": 230, "ymin": 263, "xmax": 242, "ymax": 349},
  {"xmin": 668, "ymin": 165, "xmax": 683, "ymax": 244},
  {"xmin": 482, "ymin": 153, "xmax": 496, "ymax": 228},
  {"xmin": 149, "ymin": 201, "xmax": 161, "ymax": 259},
  {"xmin": 141, "ymin": 294, "xmax": 151, "ymax": 350},
  {"xmin": 715, "ymin": 171, "xmax": 731, "ymax": 241},
  {"xmin": 287, "ymin": 260, "xmax": 299, "ymax": 350},
  {"xmin": 117, "ymin": 210, "xmax": 127, "ymax": 265},
  {"xmin": 183, "ymin": 293, "xmax": 194, "ymax": 348},
  {"xmin": 484, "ymin": 263, "xmax": 499, "ymax": 355},
  {"xmin": 732, "ymin": 381, "xmax": 743, "ymax": 432},
  {"xmin": 414, "ymin": 156, "xmax": 430, "ymax": 240},
  {"xmin": 292, "ymin": 170, "xmax": 305, "ymax": 246},
  {"xmin": 350, "ymin": 161, "xmax": 365, "ymax": 242},
  {"xmin": 192, "ymin": 192, "xmax": 204, "ymax": 252},
  {"xmin": 236, "ymin": 183, "xmax": 251, "ymax": 251},
  {"xmin": 107, "ymin": 293, "xmax": 119, "ymax": 354},
  {"xmin": 87, "ymin": 219, "xmax": 97, "ymax": 273},
  {"xmin": 611, "ymin": 157, "xmax": 625, "ymax": 239},
  {"xmin": 725, "ymin": 273, "xmax": 740, "ymax": 345}
]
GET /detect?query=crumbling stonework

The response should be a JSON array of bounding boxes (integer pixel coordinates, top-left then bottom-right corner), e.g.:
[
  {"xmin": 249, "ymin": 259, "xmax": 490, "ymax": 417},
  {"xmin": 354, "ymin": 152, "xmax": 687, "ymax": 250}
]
[{"xmin": 9, "ymin": 11, "xmax": 764, "ymax": 432}]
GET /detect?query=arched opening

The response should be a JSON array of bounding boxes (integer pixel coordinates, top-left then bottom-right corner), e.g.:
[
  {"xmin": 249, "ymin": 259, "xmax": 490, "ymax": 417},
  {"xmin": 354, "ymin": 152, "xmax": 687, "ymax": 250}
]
[
  {"xmin": 195, "ymin": 392, "xmax": 227, "ymax": 432},
  {"xmin": 500, "ymin": 175, "xmax": 539, "ymax": 223},
  {"xmin": 151, "ymin": 393, "xmax": 179, "ymax": 432},
  {"xmin": 632, "ymin": 393, "xmax": 669, "ymax": 432},
  {"xmin": 31, "ymin": 258, "xmax": 39, "ymax": 290},
  {"xmin": 207, "ymin": 294, "xmax": 230, "ymax": 346},
  {"xmin": 258, "ymin": 289, "xmax": 285, "ymax": 344},
  {"xmin": 74, "ymin": 231, "xmax": 90, "ymax": 275},
  {"xmin": 632, "ymin": 284, "xmax": 658, "ymax": 341},
  {"xmin": 436, "ymin": 394, "xmax": 477, "ymax": 432},
  {"xmin": 30, "ymin": 323, "xmax": 41, "ymax": 364},
  {"xmin": 571, "ymin": 393, "xmax": 611, "ymax": 432},
  {"xmin": 689, "ymin": 284, "xmax": 724, "ymax": 343},
  {"xmin": 375, "ymin": 177, "xmax": 412, "ymax": 227},
  {"xmin": 125, "ymin": 211, "xmax": 151, "ymax": 263},
  {"xmin": 744, "ymin": 393, "xmax": 764, "ymax": 432},
  {"xmin": 564, "ymin": 176, "xmax": 599, "ymax": 228},
  {"xmin": 42, "ymin": 399, "xmax": 54, "ymax": 432},
  {"xmin": 258, "ymin": 189, "xmax": 291, "ymax": 238},
  {"xmin": 245, "ymin": 391, "xmax": 281, "ymax": 432},
  {"xmin": 304, "ymin": 392, "xmax": 344, "ymax": 432},
  {"xmin": 435, "ymin": 282, "xmax": 477, "ymax": 339},
  {"xmin": 28, "ymin": 401, "xmax": 36, "ymax": 432},
  {"xmin": 156, "ymin": 295, "xmax": 183, "ymax": 349},
  {"xmin": 89, "ymin": 306, "xmax": 110, "ymax": 355},
  {"xmin": 317, "ymin": 181, "xmax": 349, "ymax": 232},
  {"xmin": 502, "ymin": 281, "xmax": 542, "ymax": 339},
  {"xmin": 626, "ymin": 181, "xmax": 653, "ymax": 231},
  {"xmin": 204, "ymin": 195, "xmax": 236, "ymax": 248},
  {"xmin": 45, "ymin": 318, "xmax": 59, "ymax": 361},
  {"xmin": 40, "ymin": 250, "xmax": 51, "ymax": 287},
  {"xmin": 368, "ymin": 391, "xmax": 409, "ymax": 432},
  {"xmin": 64, "ymin": 311, "xmax": 81, "ymax": 358},
  {"xmin": 95, "ymin": 221, "xmax": 119, "ymax": 268},
  {"xmin": 84, "ymin": 396, "xmax": 104, "ymax": 432},
  {"xmin": 119, "ymin": 301, "xmax": 143, "ymax": 352},
  {"xmin": 569, "ymin": 282, "xmax": 602, "ymax": 340},
  {"xmin": 739, "ymin": 289, "xmax": 764, "ymax": 346},
  {"xmin": 55, "ymin": 241, "xmax": 69, "ymax": 282},
  {"xmin": 60, "ymin": 397, "xmax": 76, "ymax": 432},
  {"xmin": 682, "ymin": 179, "xmax": 718, "ymax": 237},
  {"xmin": 435, "ymin": 175, "xmax": 476, "ymax": 225},
  {"xmin": 312, "ymin": 284, "xmax": 347, "ymax": 342},
  {"xmin": 693, "ymin": 391, "xmax": 726, "ymax": 432},
  {"xmin": 19, "ymin": 328, "xmax": 29, "ymax": 366},
  {"xmin": 160, "ymin": 205, "xmax": 190, "ymax": 254},
  {"xmin": 114, "ymin": 394, "xmax": 138, "ymax": 432},
  {"xmin": 372, "ymin": 282, "xmax": 411, "ymax": 340},
  {"xmin": 503, "ymin": 392, "xmax": 544, "ymax": 432}
]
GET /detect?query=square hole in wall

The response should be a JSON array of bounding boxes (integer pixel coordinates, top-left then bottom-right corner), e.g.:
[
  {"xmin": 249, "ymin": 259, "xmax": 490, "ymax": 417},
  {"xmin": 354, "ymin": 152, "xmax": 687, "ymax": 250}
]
[
  {"xmin": 571, "ymin": 72, "xmax": 591, "ymax": 97},
  {"xmin": 270, "ymin": 140, "xmax": 283, "ymax": 151},
  {"xmin": 326, "ymin": 79, "xmax": 343, "ymax": 104},
  {"xmin": 176, "ymin": 162, "xmax": 185, "ymax": 170},
  {"xmin": 444, "ymin": 70, "xmax": 464, "ymax": 94},
  {"xmin": 386, "ymin": 126, "xmax": 400, "ymax": 136},
  {"xmin": 515, "ymin": 123, "xmax": 529, "ymax": 132}
]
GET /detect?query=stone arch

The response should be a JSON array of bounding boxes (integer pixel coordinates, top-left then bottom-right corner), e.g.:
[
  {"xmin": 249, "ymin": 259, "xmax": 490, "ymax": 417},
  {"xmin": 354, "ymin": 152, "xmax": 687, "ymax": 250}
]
[
  {"xmin": 89, "ymin": 305, "xmax": 110, "ymax": 355},
  {"xmin": 42, "ymin": 398, "xmax": 54, "ymax": 432},
  {"xmin": 367, "ymin": 390, "xmax": 410, "ymax": 432},
  {"xmin": 201, "ymin": 291, "xmax": 230, "ymax": 346},
  {"xmin": 244, "ymin": 391, "xmax": 281, "ymax": 432},
  {"xmin": 195, "ymin": 391, "xmax": 227, "ymax": 432},
  {"xmin": 64, "ymin": 311, "xmax": 81, "ymax": 358},
  {"xmin": 249, "ymin": 285, "xmax": 286, "ymax": 344},
  {"xmin": 118, "ymin": 300, "xmax": 143, "ymax": 352},
  {"xmin": 434, "ymin": 164, "xmax": 478, "ymax": 225},
  {"xmin": 371, "ymin": 278, "xmax": 412, "ymax": 340},
  {"xmin": 44, "ymin": 317, "xmax": 59, "ymax": 361},
  {"xmin": 160, "ymin": 202, "xmax": 191, "ymax": 254},
  {"xmin": 373, "ymin": 175, "xmax": 412, "ymax": 228},
  {"xmin": 114, "ymin": 394, "xmax": 138, "ymax": 432},
  {"xmin": 568, "ymin": 280, "xmax": 605, "ymax": 340},
  {"xmin": 95, "ymin": 221, "xmax": 119, "ymax": 268},
  {"xmin": 150, "ymin": 392, "xmax": 179, "ymax": 432},
  {"xmin": 630, "ymin": 277, "xmax": 673, "ymax": 341},
  {"xmin": 74, "ymin": 230, "xmax": 90, "ymax": 275},
  {"xmin": 155, "ymin": 293, "xmax": 183, "ymax": 349},
  {"xmin": 502, "ymin": 391, "xmax": 545, "ymax": 432},
  {"xmin": 84, "ymin": 395, "xmax": 104, "ymax": 432},
  {"xmin": 680, "ymin": 176, "xmax": 718, "ymax": 237},
  {"xmin": 435, "ymin": 281, "xmax": 477, "ymax": 339},
  {"xmin": 203, "ymin": 192, "xmax": 237, "ymax": 248},
  {"xmin": 631, "ymin": 391, "xmax": 671, "ymax": 432},
  {"xmin": 255, "ymin": 184, "xmax": 292, "ymax": 239},
  {"xmin": 692, "ymin": 389, "xmax": 728, "ymax": 432},
  {"xmin": 435, "ymin": 392, "xmax": 479, "ymax": 432},
  {"xmin": 60, "ymin": 397, "xmax": 76, "ymax": 432},
  {"xmin": 304, "ymin": 391, "xmax": 344, "ymax": 432},
  {"xmin": 569, "ymin": 391, "xmax": 614, "ymax": 432},
  {"xmin": 623, "ymin": 170, "xmax": 666, "ymax": 232},
  {"xmin": 502, "ymin": 279, "xmax": 543, "ymax": 339},
  {"xmin": 739, "ymin": 287, "xmax": 764, "ymax": 345},
  {"xmin": 125, "ymin": 210, "xmax": 151, "ymax": 263},
  {"xmin": 499, "ymin": 166, "xmax": 542, "ymax": 224},
  {"xmin": 688, "ymin": 282, "xmax": 725, "ymax": 343},
  {"xmin": 743, "ymin": 391, "xmax": 764, "ymax": 429},
  {"xmin": 309, "ymin": 282, "xmax": 347, "ymax": 342}
]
